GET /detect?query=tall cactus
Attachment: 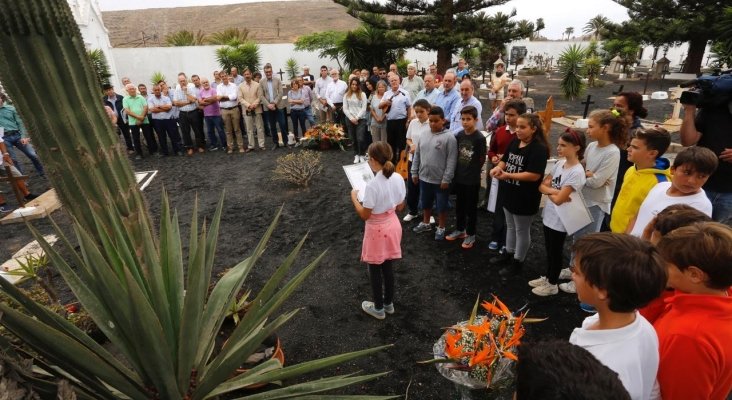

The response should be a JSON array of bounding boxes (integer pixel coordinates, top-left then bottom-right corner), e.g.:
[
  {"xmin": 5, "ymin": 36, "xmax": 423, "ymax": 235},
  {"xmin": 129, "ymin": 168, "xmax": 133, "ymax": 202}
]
[{"xmin": 0, "ymin": 0, "xmax": 152, "ymax": 244}]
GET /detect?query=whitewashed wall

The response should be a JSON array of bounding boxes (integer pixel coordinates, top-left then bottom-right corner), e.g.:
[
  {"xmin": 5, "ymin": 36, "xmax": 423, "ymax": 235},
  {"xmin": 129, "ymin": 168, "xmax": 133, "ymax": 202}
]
[
  {"xmin": 111, "ymin": 44, "xmax": 438, "ymax": 87},
  {"xmin": 69, "ymin": 0, "xmax": 120, "ymax": 85},
  {"xmin": 506, "ymin": 39, "xmax": 711, "ymax": 70}
]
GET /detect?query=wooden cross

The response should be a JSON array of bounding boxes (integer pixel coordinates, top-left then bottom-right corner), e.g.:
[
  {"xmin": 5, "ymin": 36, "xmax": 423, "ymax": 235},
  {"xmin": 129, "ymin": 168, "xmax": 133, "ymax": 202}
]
[
  {"xmin": 277, "ymin": 69, "xmax": 285, "ymax": 81},
  {"xmin": 612, "ymin": 85, "xmax": 624, "ymax": 95},
  {"xmin": 581, "ymin": 95, "xmax": 595, "ymax": 118},
  {"xmin": 0, "ymin": 165, "xmax": 28, "ymax": 207},
  {"xmin": 536, "ymin": 96, "xmax": 565, "ymax": 136},
  {"xmin": 525, "ymin": 79, "xmax": 529, "ymax": 97}
]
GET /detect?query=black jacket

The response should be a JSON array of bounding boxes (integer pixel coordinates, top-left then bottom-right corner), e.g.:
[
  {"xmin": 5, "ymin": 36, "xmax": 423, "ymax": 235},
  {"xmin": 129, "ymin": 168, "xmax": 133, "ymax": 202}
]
[{"xmin": 102, "ymin": 94, "xmax": 125, "ymax": 125}]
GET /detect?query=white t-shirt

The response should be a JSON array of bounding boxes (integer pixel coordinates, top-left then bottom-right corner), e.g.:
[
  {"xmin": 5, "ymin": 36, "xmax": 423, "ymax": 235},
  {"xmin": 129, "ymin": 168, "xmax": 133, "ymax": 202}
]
[
  {"xmin": 582, "ymin": 142, "xmax": 620, "ymax": 213},
  {"xmin": 362, "ymin": 170, "xmax": 406, "ymax": 214},
  {"xmin": 542, "ymin": 160, "xmax": 586, "ymax": 232},
  {"xmin": 630, "ymin": 181, "xmax": 713, "ymax": 237},
  {"xmin": 569, "ymin": 312, "xmax": 661, "ymax": 400},
  {"xmin": 405, "ymin": 118, "xmax": 430, "ymax": 162}
]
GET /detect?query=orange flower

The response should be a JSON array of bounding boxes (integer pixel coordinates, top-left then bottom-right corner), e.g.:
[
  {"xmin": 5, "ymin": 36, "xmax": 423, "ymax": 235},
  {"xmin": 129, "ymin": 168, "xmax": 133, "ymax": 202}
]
[
  {"xmin": 469, "ymin": 344, "xmax": 492, "ymax": 367},
  {"xmin": 445, "ymin": 331, "xmax": 465, "ymax": 359}
]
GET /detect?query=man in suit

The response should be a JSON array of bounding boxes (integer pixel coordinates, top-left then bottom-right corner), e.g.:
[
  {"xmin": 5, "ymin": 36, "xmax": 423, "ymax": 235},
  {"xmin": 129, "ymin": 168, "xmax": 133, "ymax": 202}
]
[
  {"xmin": 102, "ymin": 83, "xmax": 134, "ymax": 154},
  {"xmin": 260, "ymin": 64, "xmax": 288, "ymax": 149}
]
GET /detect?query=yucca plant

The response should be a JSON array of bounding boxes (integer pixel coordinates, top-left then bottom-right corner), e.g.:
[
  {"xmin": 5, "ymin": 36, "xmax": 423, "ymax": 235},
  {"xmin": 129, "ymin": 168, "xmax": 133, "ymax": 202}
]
[
  {"xmin": 285, "ymin": 57, "xmax": 300, "ymax": 80},
  {"xmin": 0, "ymin": 1, "xmax": 394, "ymax": 398},
  {"xmin": 151, "ymin": 71, "xmax": 167, "ymax": 86},
  {"xmin": 558, "ymin": 44, "xmax": 586, "ymax": 100},
  {"xmin": 215, "ymin": 41, "xmax": 261, "ymax": 75},
  {"xmin": 86, "ymin": 49, "xmax": 111, "ymax": 88}
]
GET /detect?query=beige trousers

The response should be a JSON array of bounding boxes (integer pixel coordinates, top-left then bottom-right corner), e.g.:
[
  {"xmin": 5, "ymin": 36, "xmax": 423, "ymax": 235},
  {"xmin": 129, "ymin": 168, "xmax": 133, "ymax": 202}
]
[{"xmin": 221, "ymin": 107, "xmax": 243, "ymax": 150}]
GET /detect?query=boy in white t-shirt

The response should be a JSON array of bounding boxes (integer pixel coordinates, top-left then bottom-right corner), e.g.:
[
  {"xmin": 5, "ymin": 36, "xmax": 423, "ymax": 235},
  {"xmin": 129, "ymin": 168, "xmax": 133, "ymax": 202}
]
[
  {"xmin": 569, "ymin": 233, "xmax": 667, "ymax": 400},
  {"xmin": 628, "ymin": 146, "xmax": 717, "ymax": 237}
]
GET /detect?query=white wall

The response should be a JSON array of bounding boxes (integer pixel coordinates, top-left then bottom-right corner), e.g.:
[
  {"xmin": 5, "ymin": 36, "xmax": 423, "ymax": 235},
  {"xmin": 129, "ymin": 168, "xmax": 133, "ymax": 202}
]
[
  {"xmin": 506, "ymin": 39, "xmax": 711, "ymax": 70},
  {"xmin": 69, "ymin": 0, "xmax": 120, "ymax": 85},
  {"xmin": 111, "ymin": 44, "xmax": 438, "ymax": 87}
]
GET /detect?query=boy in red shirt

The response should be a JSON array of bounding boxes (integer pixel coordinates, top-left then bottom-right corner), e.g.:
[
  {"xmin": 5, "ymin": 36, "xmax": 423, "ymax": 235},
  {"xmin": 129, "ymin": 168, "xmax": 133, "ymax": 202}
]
[{"xmin": 652, "ymin": 222, "xmax": 732, "ymax": 400}]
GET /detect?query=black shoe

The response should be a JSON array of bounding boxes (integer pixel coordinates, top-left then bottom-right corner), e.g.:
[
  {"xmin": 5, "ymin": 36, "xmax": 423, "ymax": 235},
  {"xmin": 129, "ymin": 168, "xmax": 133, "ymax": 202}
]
[
  {"xmin": 499, "ymin": 259, "xmax": 523, "ymax": 277},
  {"xmin": 24, "ymin": 193, "xmax": 38, "ymax": 201},
  {"xmin": 489, "ymin": 251, "xmax": 514, "ymax": 265},
  {"xmin": 271, "ymin": 144, "xmax": 279, "ymax": 150}
]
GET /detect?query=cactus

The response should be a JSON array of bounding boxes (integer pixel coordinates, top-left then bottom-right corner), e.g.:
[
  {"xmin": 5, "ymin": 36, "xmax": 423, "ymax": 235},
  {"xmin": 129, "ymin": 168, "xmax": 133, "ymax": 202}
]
[{"xmin": 0, "ymin": 0, "xmax": 152, "ymax": 244}]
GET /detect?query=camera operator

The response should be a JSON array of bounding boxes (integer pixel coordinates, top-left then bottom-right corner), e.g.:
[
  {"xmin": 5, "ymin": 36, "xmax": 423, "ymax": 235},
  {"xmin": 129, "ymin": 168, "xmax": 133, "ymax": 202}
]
[{"xmin": 680, "ymin": 100, "xmax": 732, "ymax": 224}]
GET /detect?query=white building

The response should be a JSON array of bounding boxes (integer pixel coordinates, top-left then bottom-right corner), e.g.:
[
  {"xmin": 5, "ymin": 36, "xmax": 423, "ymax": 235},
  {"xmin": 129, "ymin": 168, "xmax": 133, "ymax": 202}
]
[{"xmin": 68, "ymin": 0, "xmax": 120, "ymax": 87}]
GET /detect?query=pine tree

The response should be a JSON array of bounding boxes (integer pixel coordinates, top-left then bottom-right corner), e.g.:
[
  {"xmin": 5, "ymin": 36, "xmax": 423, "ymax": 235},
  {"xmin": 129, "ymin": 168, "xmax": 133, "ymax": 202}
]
[
  {"xmin": 613, "ymin": 0, "xmax": 725, "ymax": 74},
  {"xmin": 333, "ymin": 0, "xmax": 540, "ymax": 73}
]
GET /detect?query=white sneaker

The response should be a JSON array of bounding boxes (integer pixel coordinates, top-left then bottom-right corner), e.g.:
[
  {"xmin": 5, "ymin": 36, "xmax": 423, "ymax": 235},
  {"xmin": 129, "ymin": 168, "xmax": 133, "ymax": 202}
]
[
  {"xmin": 429, "ymin": 216, "xmax": 435, "ymax": 224},
  {"xmin": 532, "ymin": 283, "xmax": 559, "ymax": 296},
  {"xmin": 403, "ymin": 213, "xmax": 420, "ymax": 222},
  {"xmin": 559, "ymin": 268, "xmax": 572, "ymax": 280},
  {"xmin": 353, "ymin": 155, "xmax": 360, "ymax": 164},
  {"xmin": 559, "ymin": 281, "xmax": 577, "ymax": 294},
  {"xmin": 528, "ymin": 276, "xmax": 549, "ymax": 288}
]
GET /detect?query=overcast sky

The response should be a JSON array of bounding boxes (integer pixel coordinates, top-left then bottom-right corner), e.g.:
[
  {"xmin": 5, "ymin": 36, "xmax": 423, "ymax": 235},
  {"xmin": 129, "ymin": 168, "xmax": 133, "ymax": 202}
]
[{"xmin": 97, "ymin": 0, "xmax": 630, "ymax": 40}]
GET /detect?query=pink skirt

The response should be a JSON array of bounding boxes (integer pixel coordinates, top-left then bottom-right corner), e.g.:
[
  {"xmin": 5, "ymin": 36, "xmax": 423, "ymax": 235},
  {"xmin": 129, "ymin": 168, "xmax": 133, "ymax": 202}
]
[{"xmin": 361, "ymin": 210, "xmax": 402, "ymax": 264}]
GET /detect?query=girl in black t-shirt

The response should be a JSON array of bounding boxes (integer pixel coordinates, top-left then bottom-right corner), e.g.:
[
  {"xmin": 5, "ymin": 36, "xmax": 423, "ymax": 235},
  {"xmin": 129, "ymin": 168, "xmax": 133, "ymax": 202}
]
[{"xmin": 489, "ymin": 113, "xmax": 549, "ymax": 276}]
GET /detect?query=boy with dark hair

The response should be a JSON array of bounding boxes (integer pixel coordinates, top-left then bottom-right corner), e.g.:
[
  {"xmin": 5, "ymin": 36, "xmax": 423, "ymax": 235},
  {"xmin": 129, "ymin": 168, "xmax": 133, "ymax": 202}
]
[
  {"xmin": 610, "ymin": 127, "xmax": 672, "ymax": 233},
  {"xmin": 628, "ymin": 146, "xmax": 717, "ymax": 236},
  {"xmin": 652, "ymin": 222, "xmax": 732, "ymax": 400},
  {"xmin": 445, "ymin": 105, "xmax": 486, "ymax": 248},
  {"xmin": 411, "ymin": 106, "xmax": 457, "ymax": 240},
  {"xmin": 516, "ymin": 340, "xmax": 631, "ymax": 400},
  {"xmin": 569, "ymin": 233, "xmax": 667, "ymax": 400}
]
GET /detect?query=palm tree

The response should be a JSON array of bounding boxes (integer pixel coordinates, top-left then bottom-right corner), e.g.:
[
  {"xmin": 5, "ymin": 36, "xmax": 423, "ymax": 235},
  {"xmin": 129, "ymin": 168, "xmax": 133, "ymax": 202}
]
[
  {"xmin": 207, "ymin": 27, "xmax": 250, "ymax": 45},
  {"xmin": 165, "ymin": 29, "xmax": 206, "ymax": 46},
  {"xmin": 564, "ymin": 27, "xmax": 575, "ymax": 41},
  {"xmin": 534, "ymin": 17, "xmax": 545, "ymax": 39},
  {"xmin": 583, "ymin": 15, "xmax": 610, "ymax": 40}
]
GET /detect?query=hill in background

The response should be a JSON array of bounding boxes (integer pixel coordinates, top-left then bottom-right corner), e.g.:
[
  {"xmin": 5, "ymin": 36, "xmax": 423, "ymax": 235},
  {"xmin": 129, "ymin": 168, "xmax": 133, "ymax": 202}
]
[{"xmin": 102, "ymin": 0, "xmax": 359, "ymax": 48}]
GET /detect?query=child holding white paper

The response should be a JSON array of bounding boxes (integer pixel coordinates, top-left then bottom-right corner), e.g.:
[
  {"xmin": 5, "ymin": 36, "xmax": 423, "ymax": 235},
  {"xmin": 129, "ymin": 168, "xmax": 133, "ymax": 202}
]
[{"xmin": 529, "ymin": 129, "xmax": 587, "ymax": 296}]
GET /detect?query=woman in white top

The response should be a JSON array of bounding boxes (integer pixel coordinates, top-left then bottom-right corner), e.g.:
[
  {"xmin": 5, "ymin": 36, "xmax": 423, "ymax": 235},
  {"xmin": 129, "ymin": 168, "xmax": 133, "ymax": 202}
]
[
  {"xmin": 369, "ymin": 81, "xmax": 387, "ymax": 144},
  {"xmin": 350, "ymin": 142, "xmax": 406, "ymax": 319},
  {"xmin": 344, "ymin": 78, "xmax": 369, "ymax": 163}
]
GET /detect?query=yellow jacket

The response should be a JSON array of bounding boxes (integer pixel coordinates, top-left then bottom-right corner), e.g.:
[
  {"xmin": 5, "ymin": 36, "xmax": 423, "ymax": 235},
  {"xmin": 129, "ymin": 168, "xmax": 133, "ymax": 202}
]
[{"xmin": 610, "ymin": 158, "xmax": 671, "ymax": 233}]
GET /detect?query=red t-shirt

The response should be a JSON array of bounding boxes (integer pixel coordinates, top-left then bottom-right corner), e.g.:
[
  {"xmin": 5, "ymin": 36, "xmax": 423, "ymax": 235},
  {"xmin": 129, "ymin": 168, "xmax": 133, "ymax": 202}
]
[
  {"xmin": 652, "ymin": 292, "xmax": 732, "ymax": 400},
  {"xmin": 488, "ymin": 124, "xmax": 514, "ymax": 161}
]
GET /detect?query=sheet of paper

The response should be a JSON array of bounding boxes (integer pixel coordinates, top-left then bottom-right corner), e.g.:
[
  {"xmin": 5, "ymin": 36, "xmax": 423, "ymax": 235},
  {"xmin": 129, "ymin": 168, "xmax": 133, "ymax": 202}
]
[
  {"xmin": 343, "ymin": 163, "xmax": 374, "ymax": 202},
  {"xmin": 0, "ymin": 127, "xmax": 4, "ymax": 138},
  {"xmin": 556, "ymin": 191, "xmax": 593, "ymax": 235},
  {"xmin": 487, "ymin": 177, "xmax": 499, "ymax": 213}
]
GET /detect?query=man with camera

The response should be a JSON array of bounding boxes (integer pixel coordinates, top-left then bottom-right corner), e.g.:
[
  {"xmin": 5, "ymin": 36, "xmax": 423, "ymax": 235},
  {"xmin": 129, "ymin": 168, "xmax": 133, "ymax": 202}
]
[{"xmin": 680, "ymin": 80, "xmax": 732, "ymax": 224}]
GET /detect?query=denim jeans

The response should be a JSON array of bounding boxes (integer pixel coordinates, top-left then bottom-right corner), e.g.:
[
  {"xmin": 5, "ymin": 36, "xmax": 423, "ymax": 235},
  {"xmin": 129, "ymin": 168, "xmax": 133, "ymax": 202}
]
[
  {"xmin": 205, "ymin": 115, "xmax": 227, "ymax": 149},
  {"xmin": 304, "ymin": 106, "xmax": 316, "ymax": 126},
  {"xmin": 706, "ymin": 189, "xmax": 732, "ymax": 224},
  {"xmin": 263, "ymin": 108, "xmax": 288, "ymax": 146},
  {"xmin": 3, "ymin": 131, "xmax": 44, "ymax": 176}
]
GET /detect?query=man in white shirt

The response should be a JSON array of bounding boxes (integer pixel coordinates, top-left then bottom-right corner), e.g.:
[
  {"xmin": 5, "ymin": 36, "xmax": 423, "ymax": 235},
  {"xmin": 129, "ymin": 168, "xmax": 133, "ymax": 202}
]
[
  {"xmin": 315, "ymin": 65, "xmax": 332, "ymax": 123},
  {"xmin": 216, "ymin": 72, "xmax": 244, "ymax": 153},
  {"xmin": 380, "ymin": 75, "xmax": 412, "ymax": 163},
  {"xmin": 173, "ymin": 73, "xmax": 206, "ymax": 155},
  {"xmin": 325, "ymin": 69, "xmax": 348, "ymax": 126},
  {"xmin": 148, "ymin": 84, "xmax": 183, "ymax": 156}
]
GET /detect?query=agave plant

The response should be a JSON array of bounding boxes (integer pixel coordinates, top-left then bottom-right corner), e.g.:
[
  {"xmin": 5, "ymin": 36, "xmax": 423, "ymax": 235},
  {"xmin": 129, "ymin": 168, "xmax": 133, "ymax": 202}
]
[
  {"xmin": 207, "ymin": 27, "xmax": 250, "ymax": 45},
  {"xmin": 0, "ymin": 1, "xmax": 393, "ymax": 398},
  {"xmin": 165, "ymin": 29, "xmax": 207, "ymax": 46},
  {"xmin": 558, "ymin": 44, "xmax": 586, "ymax": 100}
]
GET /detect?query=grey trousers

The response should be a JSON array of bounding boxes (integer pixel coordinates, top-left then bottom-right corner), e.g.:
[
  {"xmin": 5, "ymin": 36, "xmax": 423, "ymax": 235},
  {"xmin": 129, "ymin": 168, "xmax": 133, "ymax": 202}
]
[{"xmin": 504, "ymin": 207, "xmax": 534, "ymax": 262}]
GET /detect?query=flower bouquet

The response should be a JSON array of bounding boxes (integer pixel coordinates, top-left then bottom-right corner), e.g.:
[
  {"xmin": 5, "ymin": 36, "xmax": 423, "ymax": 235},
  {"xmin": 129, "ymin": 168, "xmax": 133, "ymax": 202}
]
[
  {"xmin": 426, "ymin": 295, "xmax": 541, "ymax": 399},
  {"xmin": 300, "ymin": 122, "xmax": 349, "ymax": 150}
]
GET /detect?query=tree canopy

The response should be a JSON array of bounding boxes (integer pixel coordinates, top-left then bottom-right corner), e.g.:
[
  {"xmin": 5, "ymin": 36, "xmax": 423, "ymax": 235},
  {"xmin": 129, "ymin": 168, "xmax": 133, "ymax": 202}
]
[
  {"xmin": 332, "ymin": 0, "xmax": 540, "ymax": 73},
  {"xmin": 613, "ymin": 0, "xmax": 726, "ymax": 73}
]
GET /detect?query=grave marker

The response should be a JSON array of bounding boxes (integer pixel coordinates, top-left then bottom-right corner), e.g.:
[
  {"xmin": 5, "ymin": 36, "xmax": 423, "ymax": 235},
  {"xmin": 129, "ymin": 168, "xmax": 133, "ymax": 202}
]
[{"xmin": 581, "ymin": 95, "xmax": 595, "ymax": 118}]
